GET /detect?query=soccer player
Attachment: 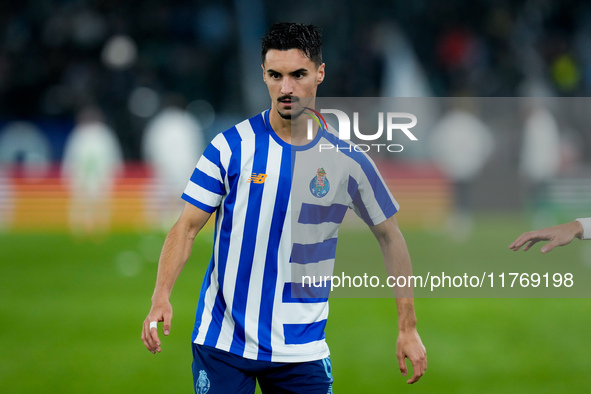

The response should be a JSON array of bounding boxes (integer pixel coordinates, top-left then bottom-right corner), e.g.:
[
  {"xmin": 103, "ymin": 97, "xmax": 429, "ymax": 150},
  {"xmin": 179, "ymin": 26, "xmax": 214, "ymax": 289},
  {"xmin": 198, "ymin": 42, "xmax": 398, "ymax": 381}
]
[
  {"xmin": 142, "ymin": 23, "xmax": 427, "ymax": 393},
  {"xmin": 509, "ymin": 218, "xmax": 591, "ymax": 253},
  {"xmin": 62, "ymin": 106, "xmax": 123, "ymax": 235}
]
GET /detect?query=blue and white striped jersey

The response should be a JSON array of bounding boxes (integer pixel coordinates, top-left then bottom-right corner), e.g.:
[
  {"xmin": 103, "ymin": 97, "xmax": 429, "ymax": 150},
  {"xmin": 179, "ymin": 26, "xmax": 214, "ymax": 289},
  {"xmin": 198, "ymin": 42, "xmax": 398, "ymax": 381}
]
[{"xmin": 182, "ymin": 109, "xmax": 399, "ymax": 362}]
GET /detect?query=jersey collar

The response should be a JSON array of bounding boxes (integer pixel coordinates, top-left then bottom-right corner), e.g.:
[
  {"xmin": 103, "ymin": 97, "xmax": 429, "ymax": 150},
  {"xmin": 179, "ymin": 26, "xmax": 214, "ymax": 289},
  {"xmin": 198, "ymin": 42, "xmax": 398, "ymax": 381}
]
[{"xmin": 263, "ymin": 109, "xmax": 325, "ymax": 151}]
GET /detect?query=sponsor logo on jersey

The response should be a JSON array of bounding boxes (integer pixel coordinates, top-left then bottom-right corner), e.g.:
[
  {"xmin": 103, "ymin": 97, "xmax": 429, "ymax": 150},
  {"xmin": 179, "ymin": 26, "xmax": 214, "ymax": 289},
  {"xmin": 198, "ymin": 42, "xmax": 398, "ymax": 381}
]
[
  {"xmin": 247, "ymin": 173, "xmax": 267, "ymax": 184},
  {"xmin": 310, "ymin": 168, "xmax": 330, "ymax": 198}
]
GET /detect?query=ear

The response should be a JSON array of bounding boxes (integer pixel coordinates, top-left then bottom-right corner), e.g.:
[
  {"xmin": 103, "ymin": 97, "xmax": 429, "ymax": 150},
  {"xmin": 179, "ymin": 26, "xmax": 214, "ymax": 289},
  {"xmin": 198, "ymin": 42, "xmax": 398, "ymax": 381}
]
[
  {"xmin": 317, "ymin": 63, "xmax": 325, "ymax": 85},
  {"xmin": 261, "ymin": 64, "xmax": 266, "ymax": 82}
]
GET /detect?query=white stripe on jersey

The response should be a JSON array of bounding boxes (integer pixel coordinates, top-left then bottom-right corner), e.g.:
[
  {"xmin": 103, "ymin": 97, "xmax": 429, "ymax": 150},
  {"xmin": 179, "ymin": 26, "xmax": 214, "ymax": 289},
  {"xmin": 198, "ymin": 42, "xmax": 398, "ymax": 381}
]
[
  {"xmin": 195, "ymin": 155, "xmax": 223, "ymax": 183},
  {"xmin": 184, "ymin": 182, "xmax": 223, "ymax": 208},
  {"xmin": 215, "ymin": 134, "xmax": 232, "ymax": 193}
]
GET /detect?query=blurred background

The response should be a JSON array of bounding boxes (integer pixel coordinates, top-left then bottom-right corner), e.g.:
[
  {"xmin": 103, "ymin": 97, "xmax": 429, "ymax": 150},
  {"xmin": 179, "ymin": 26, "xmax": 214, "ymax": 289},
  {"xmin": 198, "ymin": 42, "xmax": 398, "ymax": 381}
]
[
  {"xmin": 1, "ymin": 0, "xmax": 591, "ymax": 233},
  {"xmin": 2, "ymin": 0, "xmax": 591, "ymax": 393}
]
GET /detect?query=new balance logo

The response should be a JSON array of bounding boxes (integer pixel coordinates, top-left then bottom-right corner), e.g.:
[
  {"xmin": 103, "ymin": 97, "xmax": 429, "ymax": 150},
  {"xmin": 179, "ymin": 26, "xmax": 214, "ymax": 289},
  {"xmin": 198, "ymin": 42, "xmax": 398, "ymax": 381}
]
[{"xmin": 247, "ymin": 173, "xmax": 267, "ymax": 184}]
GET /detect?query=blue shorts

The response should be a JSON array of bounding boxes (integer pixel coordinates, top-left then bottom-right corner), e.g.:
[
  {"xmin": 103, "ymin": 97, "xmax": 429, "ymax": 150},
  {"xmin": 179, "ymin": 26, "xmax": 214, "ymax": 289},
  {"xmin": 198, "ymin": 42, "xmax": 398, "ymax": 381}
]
[{"xmin": 192, "ymin": 343, "xmax": 333, "ymax": 394}]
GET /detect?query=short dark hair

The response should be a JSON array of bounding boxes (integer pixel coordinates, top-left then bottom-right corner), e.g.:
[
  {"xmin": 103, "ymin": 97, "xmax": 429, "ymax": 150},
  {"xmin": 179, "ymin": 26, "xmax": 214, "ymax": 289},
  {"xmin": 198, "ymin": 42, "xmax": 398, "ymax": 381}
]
[{"xmin": 261, "ymin": 23, "xmax": 323, "ymax": 67}]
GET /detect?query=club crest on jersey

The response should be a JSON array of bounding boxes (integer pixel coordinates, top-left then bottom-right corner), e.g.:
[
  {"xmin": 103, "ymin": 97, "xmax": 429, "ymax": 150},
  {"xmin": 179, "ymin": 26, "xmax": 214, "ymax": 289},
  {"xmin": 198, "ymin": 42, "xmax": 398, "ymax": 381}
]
[
  {"xmin": 196, "ymin": 370, "xmax": 210, "ymax": 394},
  {"xmin": 310, "ymin": 168, "xmax": 330, "ymax": 198}
]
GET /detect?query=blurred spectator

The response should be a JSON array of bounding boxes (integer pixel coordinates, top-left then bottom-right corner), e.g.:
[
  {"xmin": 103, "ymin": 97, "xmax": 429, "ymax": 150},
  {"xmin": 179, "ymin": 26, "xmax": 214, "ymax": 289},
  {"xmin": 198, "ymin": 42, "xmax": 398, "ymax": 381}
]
[
  {"xmin": 142, "ymin": 100, "xmax": 203, "ymax": 230},
  {"xmin": 377, "ymin": 24, "xmax": 432, "ymax": 97},
  {"xmin": 62, "ymin": 106, "xmax": 123, "ymax": 236},
  {"xmin": 0, "ymin": 121, "xmax": 52, "ymax": 177},
  {"xmin": 428, "ymin": 103, "xmax": 494, "ymax": 240},
  {"xmin": 518, "ymin": 102, "xmax": 562, "ymax": 228},
  {"xmin": 519, "ymin": 103, "xmax": 561, "ymax": 183},
  {"xmin": 0, "ymin": 121, "xmax": 52, "ymax": 230}
]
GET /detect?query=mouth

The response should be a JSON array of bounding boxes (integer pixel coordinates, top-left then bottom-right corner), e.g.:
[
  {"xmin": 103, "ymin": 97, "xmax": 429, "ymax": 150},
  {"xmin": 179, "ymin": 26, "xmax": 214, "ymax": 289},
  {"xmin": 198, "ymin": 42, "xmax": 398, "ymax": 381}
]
[{"xmin": 278, "ymin": 96, "xmax": 299, "ymax": 108}]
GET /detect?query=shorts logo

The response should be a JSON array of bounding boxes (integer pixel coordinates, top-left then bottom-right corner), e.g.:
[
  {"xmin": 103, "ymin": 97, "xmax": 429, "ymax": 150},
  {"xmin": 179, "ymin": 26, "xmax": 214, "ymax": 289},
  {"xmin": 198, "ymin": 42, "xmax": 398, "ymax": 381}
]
[
  {"xmin": 322, "ymin": 358, "xmax": 333, "ymax": 393},
  {"xmin": 196, "ymin": 370, "xmax": 210, "ymax": 394},
  {"xmin": 310, "ymin": 168, "xmax": 330, "ymax": 198},
  {"xmin": 247, "ymin": 173, "xmax": 267, "ymax": 184}
]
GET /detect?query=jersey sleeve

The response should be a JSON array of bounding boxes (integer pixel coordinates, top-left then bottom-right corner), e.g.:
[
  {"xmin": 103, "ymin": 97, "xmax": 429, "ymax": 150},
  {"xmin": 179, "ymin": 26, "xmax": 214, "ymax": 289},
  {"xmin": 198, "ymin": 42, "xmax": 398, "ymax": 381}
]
[
  {"xmin": 181, "ymin": 134, "xmax": 227, "ymax": 213},
  {"xmin": 576, "ymin": 217, "xmax": 591, "ymax": 240},
  {"xmin": 347, "ymin": 153, "xmax": 399, "ymax": 226}
]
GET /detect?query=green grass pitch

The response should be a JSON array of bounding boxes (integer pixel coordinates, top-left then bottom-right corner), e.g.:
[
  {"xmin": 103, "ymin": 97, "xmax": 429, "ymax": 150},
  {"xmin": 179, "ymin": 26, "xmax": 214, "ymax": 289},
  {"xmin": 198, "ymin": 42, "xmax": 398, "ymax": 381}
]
[{"xmin": 1, "ymin": 215, "xmax": 590, "ymax": 393}]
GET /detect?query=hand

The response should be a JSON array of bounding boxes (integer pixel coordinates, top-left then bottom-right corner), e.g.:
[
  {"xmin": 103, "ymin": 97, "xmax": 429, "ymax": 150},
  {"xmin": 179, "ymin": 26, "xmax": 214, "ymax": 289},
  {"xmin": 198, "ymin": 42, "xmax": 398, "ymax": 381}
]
[
  {"xmin": 396, "ymin": 329, "xmax": 427, "ymax": 384},
  {"xmin": 141, "ymin": 299, "xmax": 173, "ymax": 354},
  {"xmin": 509, "ymin": 221, "xmax": 583, "ymax": 253}
]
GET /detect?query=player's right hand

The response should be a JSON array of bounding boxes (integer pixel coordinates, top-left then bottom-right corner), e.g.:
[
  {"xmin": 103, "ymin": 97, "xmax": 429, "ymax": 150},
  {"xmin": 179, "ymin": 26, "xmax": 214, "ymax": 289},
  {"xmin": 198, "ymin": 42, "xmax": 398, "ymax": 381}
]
[
  {"xmin": 141, "ymin": 300, "xmax": 173, "ymax": 354},
  {"xmin": 509, "ymin": 221, "xmax": 583, "ymax": 253},
  {"xmin": 396, "ymin": 329, "xmax": 427, "ymax": 384}
]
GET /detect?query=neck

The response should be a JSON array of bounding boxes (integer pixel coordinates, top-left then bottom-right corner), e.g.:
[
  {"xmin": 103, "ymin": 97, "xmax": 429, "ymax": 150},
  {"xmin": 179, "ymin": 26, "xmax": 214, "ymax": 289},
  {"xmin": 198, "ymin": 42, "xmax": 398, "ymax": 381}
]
[{"xmin": 269, "ymin": 104, "xmax": 319, "ymax": 146}]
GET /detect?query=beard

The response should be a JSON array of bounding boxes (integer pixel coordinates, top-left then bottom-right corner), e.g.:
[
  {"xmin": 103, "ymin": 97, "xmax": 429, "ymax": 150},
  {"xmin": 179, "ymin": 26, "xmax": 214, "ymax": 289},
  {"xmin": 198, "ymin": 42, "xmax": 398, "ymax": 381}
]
[
  {"xmin": 277, "ymin": 107, "xmax": 306, "ymax": 120},
  {"xmin": 276, "ymin": 95, "xmax": 306, "ymax": 119}
]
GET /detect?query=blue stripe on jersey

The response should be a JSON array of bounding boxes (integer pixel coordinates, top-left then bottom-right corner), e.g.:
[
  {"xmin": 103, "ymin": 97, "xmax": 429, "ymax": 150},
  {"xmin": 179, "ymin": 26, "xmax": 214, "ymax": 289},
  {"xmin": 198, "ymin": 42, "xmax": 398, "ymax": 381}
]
[
  {"xmin": 203, "ymin": 127, "xmax": 242, "ymax": 347},
  {"xmin": 192, "ymin": 256, "xmax": 215, "ymax": 341},
  {"xmin": 181, "ymin": 193, "xmax": 217, "ymax": 214},
  {"xmin": 347, "ymin": 176, "xmax": 372, "ymax": 224},
  {"xmin": 290, "ymin": 238, "xmax": 338, "ymax": 264},
  {"xmin": 282, "ymin": 282, "xmax": 330, "ymax": 303},
  {"xmin": 298, "ymin": 203, "xmax": 348, "ymax": 225},
  {"xmin": 202, "ymin": 142, "xmax": 226, "ymax": 181},
  {"xmin": 323, "ymin": 132, "xmax": 398, "ymax": 222},
  {"xmin": 193, "ymin": 211, "xmax": 221, "ymax": 341},
  {"xmin": 189, "ymin": 169, "xmax": 225, "ymax": 195},
  {"xmin": 283, "ymin": 320, "xmax": 327, "ymax": 345},
  {"xmin": 257, "ymin": 142, "xmax": 291, "ymax": 361},
  {"xmin": 229, "ymin": 120, "xmax": 269, "ymax": 355}
]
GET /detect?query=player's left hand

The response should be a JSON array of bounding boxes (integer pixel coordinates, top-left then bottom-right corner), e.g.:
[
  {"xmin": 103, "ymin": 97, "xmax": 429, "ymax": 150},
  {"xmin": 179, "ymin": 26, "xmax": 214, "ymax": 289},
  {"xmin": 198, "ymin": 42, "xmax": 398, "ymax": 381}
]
[{"xmin": 396, "ymin": 329, "xmax": 427, "ymax": 384}]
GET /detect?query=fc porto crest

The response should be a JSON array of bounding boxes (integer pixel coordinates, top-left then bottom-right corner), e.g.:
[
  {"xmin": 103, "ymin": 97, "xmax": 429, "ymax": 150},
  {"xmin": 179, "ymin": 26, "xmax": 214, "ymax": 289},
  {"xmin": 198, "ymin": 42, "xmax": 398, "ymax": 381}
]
[
  {"xmin": 196, "ymin": 370, "xmax": 210, "ymax": 394},
  {"xmin": 310, "ymin": 167, "xmax": 330, "ymax": 198}
]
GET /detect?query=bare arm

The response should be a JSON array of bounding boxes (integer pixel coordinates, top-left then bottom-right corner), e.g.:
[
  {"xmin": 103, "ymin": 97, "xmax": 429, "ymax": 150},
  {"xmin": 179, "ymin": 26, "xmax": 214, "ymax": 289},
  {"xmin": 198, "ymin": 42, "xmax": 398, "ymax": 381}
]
[
  {"xmin": 370, "ymin": 215, "xmax": 427, "ymax": 384},
  {"xmin": 509, "ymin": 221, "xmax": 584, "ymax": 253},
  {"xmin": 141, "ymin": 202, "xmax": 212, "ymax": 353}
]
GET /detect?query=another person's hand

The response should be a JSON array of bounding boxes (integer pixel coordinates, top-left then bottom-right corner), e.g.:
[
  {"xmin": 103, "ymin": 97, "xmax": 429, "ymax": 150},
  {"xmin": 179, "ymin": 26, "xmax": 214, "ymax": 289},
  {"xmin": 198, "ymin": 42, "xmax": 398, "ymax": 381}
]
[
  {"xmin": 396, "ymin": 329, "xmax": 427, "ymax": 384},
  {"xmin": 141, "ymin": 299, "xmax": 173, "ymax": 354},
  {"xmin": 509, "ymin": 221, "xmax": 583, "ymax": 253}
]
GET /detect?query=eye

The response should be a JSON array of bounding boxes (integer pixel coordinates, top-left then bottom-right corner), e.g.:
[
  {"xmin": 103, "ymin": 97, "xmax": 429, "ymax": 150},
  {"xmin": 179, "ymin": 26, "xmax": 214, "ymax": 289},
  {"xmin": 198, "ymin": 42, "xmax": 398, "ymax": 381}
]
[
  {"xmin": 294, "ymin": 72, "xmax": 304, "ymax": 79},
  {"xmin": 270, "ymin": 72, "xmax": 280, "ymax": 79}
]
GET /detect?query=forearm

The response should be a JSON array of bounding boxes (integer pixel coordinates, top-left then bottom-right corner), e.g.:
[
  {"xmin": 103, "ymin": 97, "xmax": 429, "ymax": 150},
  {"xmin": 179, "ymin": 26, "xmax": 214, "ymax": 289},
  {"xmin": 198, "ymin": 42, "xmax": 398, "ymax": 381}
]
[
  {"xmin": 374, "ymin": 220, "xmax": 417, "ymax": 329},
  {"xmin": 142, "ymin": 204, "xmax": 210, "ymax": 353},
  {"xmin": 151, "ymin": 220, "xmax": 198, "ymax": 302},
  {"xmin": 385, "ymin": 238, "xmax": 418, "ymax": 331},
  {"xmin": 371, "ymin": 216, "xmax": 426, "ymax": 382}
]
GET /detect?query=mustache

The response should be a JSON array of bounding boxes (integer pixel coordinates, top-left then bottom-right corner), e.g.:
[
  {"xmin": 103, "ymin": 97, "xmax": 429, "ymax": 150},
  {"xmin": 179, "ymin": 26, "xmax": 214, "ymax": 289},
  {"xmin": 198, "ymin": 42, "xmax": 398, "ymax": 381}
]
[{"xmin": 278, "ymin": 95, "xmax": 299, "ymax": 102}]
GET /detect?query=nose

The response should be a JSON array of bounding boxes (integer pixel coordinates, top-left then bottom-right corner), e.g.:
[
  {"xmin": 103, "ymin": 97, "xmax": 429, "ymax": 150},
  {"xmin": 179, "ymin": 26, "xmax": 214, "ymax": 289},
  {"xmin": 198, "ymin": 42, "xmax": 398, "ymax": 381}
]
[{"xmin": 281, "ymin": 77, "xmax": 294, "ymax": 95}]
